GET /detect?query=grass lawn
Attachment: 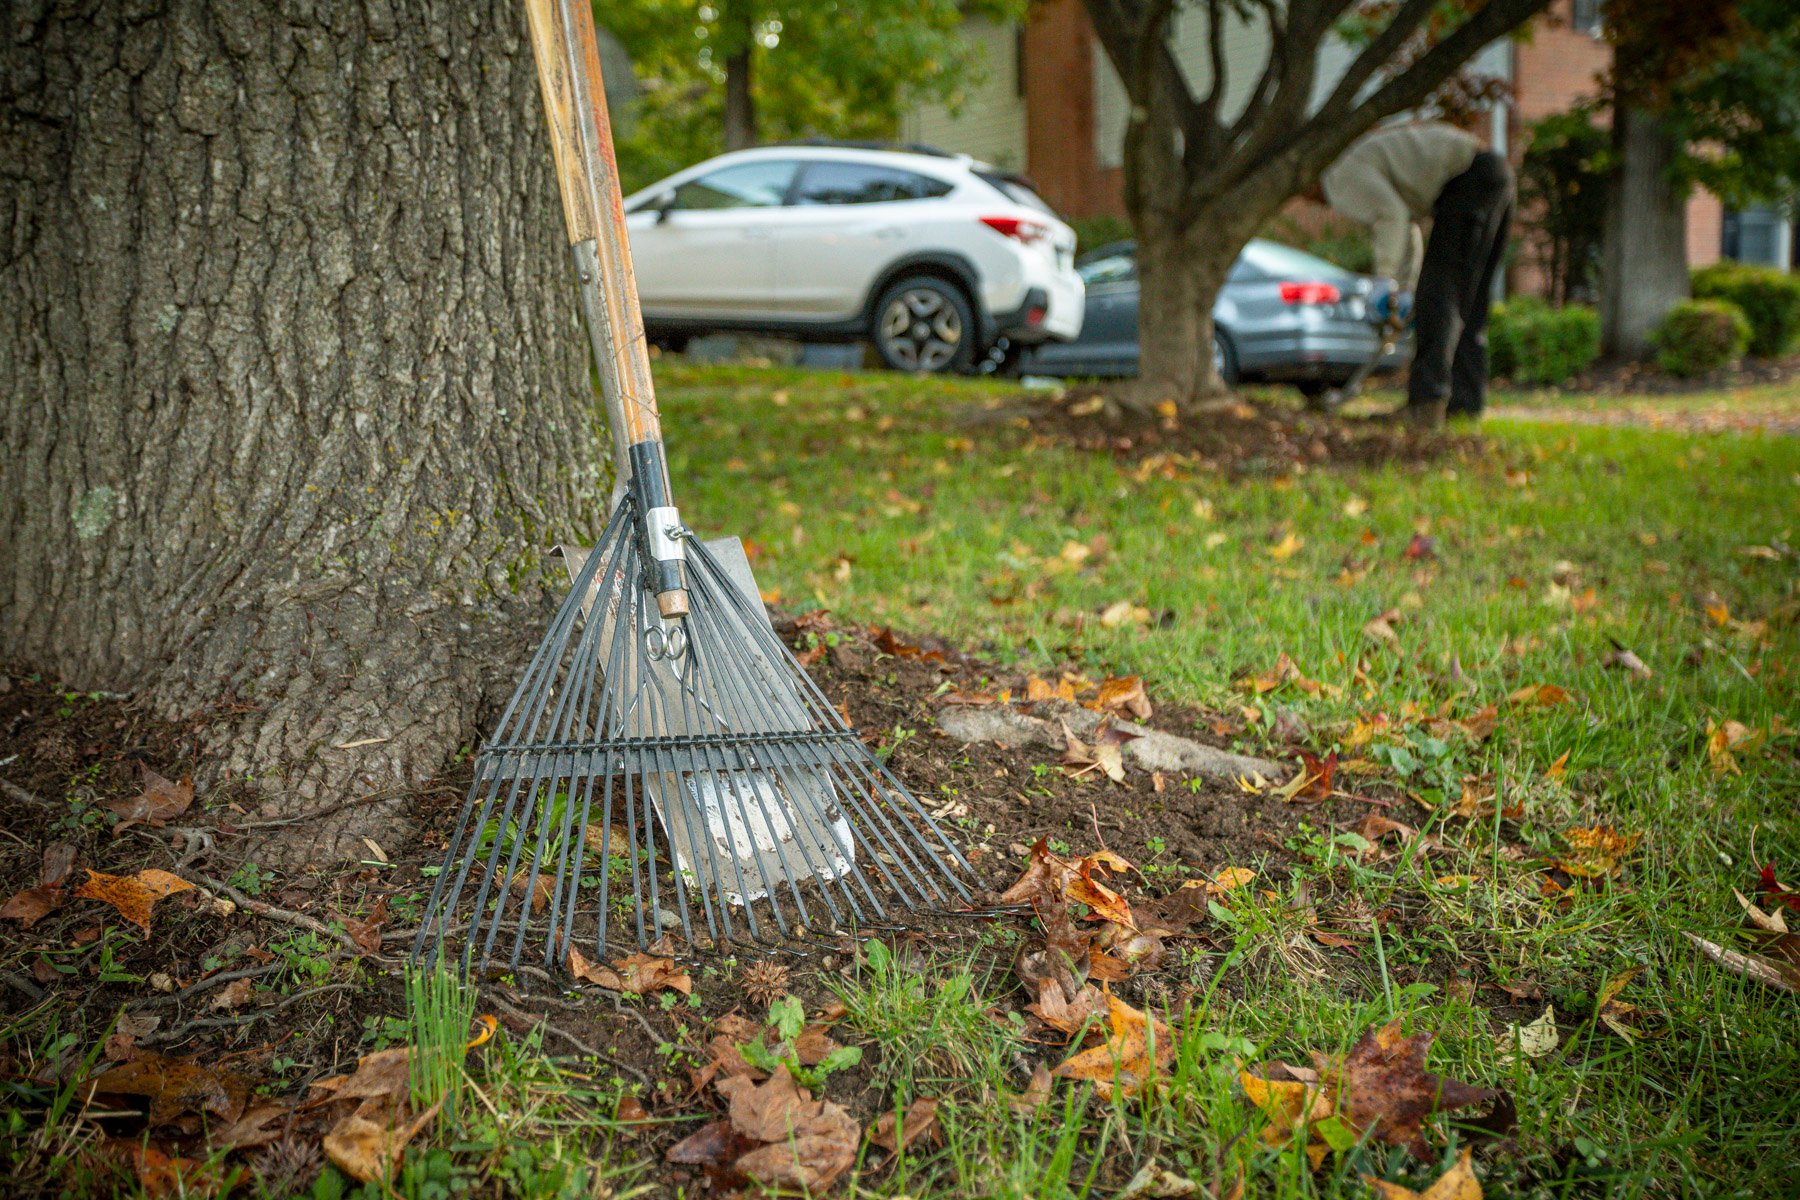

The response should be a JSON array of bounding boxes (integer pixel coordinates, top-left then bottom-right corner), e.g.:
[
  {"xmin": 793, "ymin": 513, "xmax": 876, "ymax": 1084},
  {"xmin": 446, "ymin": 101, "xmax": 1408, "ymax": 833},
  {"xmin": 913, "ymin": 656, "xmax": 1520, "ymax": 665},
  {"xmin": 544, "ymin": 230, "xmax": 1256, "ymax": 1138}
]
[
  {"xmin": 659, "ymin": 363, "xmax": 1799, "ymax": 1197},
  {"xmin": 4, "ymin": 363, "xmax": 1796, "ymax": 1199}
]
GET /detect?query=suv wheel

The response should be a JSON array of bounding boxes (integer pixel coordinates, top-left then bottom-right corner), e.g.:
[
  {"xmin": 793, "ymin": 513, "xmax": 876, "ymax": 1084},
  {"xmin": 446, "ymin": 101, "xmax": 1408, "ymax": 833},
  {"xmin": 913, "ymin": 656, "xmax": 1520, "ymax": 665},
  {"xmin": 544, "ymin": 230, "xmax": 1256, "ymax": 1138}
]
[{"xmin": 872, "ymin": 277, "xmax": 975, "ymax": 373}]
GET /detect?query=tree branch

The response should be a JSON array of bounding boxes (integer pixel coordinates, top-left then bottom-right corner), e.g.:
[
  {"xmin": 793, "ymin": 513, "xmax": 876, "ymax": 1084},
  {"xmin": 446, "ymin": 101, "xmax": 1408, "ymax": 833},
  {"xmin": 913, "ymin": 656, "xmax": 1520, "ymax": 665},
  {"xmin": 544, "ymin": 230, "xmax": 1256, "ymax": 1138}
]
[
  {"xmin": 1312, "ymin": 0, "xmax": 1441, "ymax": 129},
  {"xmin": 1197, "ymin": 0, "xmax": 1229, "ymax": 135}
]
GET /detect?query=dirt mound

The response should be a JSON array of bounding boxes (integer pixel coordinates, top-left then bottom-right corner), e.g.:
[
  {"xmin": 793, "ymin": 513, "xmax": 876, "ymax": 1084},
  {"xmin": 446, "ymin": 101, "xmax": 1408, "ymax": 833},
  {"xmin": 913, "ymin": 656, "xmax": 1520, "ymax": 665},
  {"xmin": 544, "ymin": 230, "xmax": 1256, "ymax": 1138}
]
[{"xmin": 1011, "ymin": 387, "xmax": 1483, "ymax": 474}]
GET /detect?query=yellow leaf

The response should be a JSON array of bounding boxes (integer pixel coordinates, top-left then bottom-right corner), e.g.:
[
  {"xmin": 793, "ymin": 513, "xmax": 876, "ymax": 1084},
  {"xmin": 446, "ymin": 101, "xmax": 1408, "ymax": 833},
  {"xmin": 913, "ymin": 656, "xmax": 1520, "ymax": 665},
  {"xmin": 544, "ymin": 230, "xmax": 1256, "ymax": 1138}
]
[
  {"xmin": 1543, "ymin": 750, "xmax": 1570, "ymax": 781},
  {"xmin": 1267, "ymin": 533, "xmax": 1304, "ymax": 561},
  {"xmin": 1362, "ymin": 1148, "xmax": 1482, "ymax": 1200},
  {"xmin": 1052, "ymin": 993, "xmax": 1174, "ymax": 1099},
  {"xmin": 465, "ymin": 1015, "xmax": 498, "ymax": 1050},
  {"xmin": 74, "ymin": 869, "xmax": 193, "ymax": 935}
]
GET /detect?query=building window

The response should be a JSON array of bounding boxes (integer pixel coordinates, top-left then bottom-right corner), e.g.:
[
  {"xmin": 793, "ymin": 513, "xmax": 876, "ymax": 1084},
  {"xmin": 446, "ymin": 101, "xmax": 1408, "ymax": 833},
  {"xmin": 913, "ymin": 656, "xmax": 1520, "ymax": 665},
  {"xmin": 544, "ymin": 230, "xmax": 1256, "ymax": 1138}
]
[{"xmin": 1570, "ymin": 0, "xmax": 1602, "ymax": 36}]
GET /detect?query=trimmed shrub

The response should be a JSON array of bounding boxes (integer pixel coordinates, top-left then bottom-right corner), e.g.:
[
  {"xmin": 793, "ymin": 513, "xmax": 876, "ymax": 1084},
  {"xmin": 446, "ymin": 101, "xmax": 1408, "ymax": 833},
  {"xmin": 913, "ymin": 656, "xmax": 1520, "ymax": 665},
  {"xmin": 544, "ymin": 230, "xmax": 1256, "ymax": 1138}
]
[
  {"xmin": 1652, "ymin": 299, "xmax": 1751, "ymax": 377},
  {"xmin": 1488, "ymin": 297, "xmax": 1600, "ymax": 386},
  {"xmin": 1692, "ymin": 262, "xmax": 1800, "ymax": 358}
]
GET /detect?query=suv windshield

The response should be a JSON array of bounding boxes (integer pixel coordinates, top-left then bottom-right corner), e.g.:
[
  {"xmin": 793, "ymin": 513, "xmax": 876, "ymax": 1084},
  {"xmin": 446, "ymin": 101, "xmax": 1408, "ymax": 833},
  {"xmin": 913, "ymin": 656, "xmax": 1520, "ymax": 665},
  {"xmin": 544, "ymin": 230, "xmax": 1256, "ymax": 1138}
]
[{"xmin": 669, "ymin": 160, "xmax": 798, "ymax": 210}]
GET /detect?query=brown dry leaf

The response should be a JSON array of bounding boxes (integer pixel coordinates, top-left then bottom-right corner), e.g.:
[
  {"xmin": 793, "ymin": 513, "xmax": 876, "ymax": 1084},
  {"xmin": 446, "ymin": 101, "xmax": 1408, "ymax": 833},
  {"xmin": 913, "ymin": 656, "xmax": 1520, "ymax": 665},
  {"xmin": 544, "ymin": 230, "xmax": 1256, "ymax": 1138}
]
[
  {"xmin": 306, "ymin": 1048, "xmax": 411, "ymax": 1107},
  {"xmin": 791, "ymin": 1024, "xmax": 843, "ymax": 1067},
  {"xmin": 91, "ymin": 1053, "xmax": 247, "ymax": 1125},
  {"xmin": 103, "ymin": 767, "xmax": 195, "ymax": 834},
  {"xmin": 717, "ymin": 1067, "xmax": 859, "ymax": 1191},
  {"xmin": 324, "ymin": 1099, "xmax": 441, "ymax": 1184},
  {"xmin": 1456, "ymin": 706, "xmax": 1499, "ymax": 742},
  {"xmin": 1027, "ymin": 674, "xmax": 1079, "ymax": 703},
  {"xmin": 1060, "ymin": 722, "xmax": 1126, "ymax": 783},
  {"xmin": 209, "ymin": 1103, "xmax": 293, "ymax": 1151},
  {"xmin": 996, "ymin": 839, "xmax": 1081, "ymax": 906},
  {"xmin": 1363, "ymin": 608, "xmax": 1404, "ymax": 647},
  {"xmin": 568, "ymin": 947, "xmax": 691, "ymax": 995},
  {"xmin": 1683, "ymin": 931, "xmax": 1800, "ymax": 995},
  {"xmin": 1603, "ymin": 643, "xmax": 1653, "ymax": 680},
  {"xmin": 1093, "ymin": 676, "xmax": 1153, "ymax": 721},
  {"xmin": 210, "ymin": 978, "xmax": 256, "ymax": 1012},
  {"xmin": 339, "ymin": 895, "xmax": 390, "ymax": 955},
  {"xmin": 1705, "ymin": 720, "xmax": 1763, "ymax": 775},
  {"xmin": 1027, "ymin": 977, "xmax": 1105, "ymax": 1035},
  {"xmin": 1239, "ymin": 1063, "xmax": 1332, "ymax": 1160},
  {"xmin": 1508, "ymin": 683, "xmax": 1571, "ymax": 707},
  {"xmin": 1555, "ymin": 826, "xmax": 1641, "ymax": 879},
  {"xmin": 1350, "ymin": 814, "xmax": 1428, "ymax": 861},
  {"xmin": 105, "ymin": 1140, "xmax": 234, "ymax": 1199},
  {"xmin": 1362, "ymin": 1148, "xmax": 1483, "ymax": 1200},
  {"xmin": 1, "ymin": 883, "xmax": 65, "ymax": 929},
  {"xmin": 74, "ymin": 868, "xmax": 193, "ymax": 935},
  {"xmin": 1052, "ymin": 992, "xmax": 1175, "ymax": 1099},
  {"xmin": 1066, "ymin": 862, "xmax": 1134, "ymax": 927},
  {"xmin": 1313, "ymin": 1021, "xmax": 1498, "ymax": 1159},
  {"xmin": 1009, "ymin": 1063, "xmax": 1054, "ymax": 1113},
  {"xmin": 868, "ymin": 1096, "xmax": 940, "ymax": 1155}
]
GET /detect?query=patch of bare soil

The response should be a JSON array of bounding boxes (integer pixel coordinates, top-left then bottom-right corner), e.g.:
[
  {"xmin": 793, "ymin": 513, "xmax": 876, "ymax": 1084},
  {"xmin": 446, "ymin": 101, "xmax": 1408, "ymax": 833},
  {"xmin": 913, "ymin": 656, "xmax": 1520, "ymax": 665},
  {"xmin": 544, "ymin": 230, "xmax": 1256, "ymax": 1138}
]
[
  {"xmin": 1006, "ymin": 387, "xmax": 1483, "ymax": 474},
  {"xmin": 1, "ymin": 610, "xmax": 1479, "ymax": 1194}
]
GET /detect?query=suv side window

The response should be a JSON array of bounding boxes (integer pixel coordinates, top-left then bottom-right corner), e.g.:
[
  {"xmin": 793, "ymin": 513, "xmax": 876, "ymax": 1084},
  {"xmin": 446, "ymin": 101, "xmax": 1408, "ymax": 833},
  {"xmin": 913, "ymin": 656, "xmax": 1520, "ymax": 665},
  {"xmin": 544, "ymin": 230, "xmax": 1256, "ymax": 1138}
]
[
  {"xmin": 1078, "ymin": 253, "xmax": 1136, "ymax": 286},
  {"xmin": 794, "ymin": 161, "xmax": 954, "ymax": 205},
  {"xmin": 669, "ymin": 161, "xmax": 798, "ymax": 210}
]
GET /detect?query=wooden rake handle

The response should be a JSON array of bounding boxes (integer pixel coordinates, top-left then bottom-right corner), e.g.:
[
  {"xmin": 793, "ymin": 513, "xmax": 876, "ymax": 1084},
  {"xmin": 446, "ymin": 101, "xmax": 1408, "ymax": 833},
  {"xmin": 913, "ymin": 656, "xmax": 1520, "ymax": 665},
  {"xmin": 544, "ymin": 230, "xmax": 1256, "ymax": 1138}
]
[{"xmin": 523, "ymin": 0, "xmax": 661, "ymax": 451}]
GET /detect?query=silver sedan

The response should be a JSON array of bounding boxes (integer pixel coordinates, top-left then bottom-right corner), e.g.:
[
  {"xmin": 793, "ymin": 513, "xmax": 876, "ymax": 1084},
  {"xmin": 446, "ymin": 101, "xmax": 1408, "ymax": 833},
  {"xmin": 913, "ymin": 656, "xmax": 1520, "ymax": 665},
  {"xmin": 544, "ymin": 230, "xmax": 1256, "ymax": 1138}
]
[{"xmin": 1023, "ymin": 239, "xmax": 1409, "ymax": 398}]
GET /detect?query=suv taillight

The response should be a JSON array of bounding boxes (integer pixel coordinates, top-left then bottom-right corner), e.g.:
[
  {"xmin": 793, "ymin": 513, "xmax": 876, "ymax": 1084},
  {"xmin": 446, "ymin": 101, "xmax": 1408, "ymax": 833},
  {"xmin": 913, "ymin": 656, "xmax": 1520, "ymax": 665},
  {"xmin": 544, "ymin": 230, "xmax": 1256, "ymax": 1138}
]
[
  {"xmin": 1280, "ymin": 281, "xmax": 1342, "ymax": 305},
  {"xmin": 980, "ymin": 216, "xmax": 1050, "ymax": 244}
]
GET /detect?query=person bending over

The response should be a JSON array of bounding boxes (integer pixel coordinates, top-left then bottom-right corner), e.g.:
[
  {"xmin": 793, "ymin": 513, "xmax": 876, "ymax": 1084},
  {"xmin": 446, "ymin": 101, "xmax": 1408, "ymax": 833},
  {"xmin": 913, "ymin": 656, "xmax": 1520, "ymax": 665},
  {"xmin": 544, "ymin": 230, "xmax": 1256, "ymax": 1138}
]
[{"xmin": 1314, "ymin": 122, "xmax": 1514, "ymax": 429}]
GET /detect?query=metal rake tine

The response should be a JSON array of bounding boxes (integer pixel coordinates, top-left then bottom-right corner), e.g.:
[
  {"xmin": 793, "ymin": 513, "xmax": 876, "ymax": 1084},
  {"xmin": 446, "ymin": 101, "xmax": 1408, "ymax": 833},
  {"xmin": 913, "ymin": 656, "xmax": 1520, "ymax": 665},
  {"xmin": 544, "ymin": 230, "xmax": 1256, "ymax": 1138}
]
[
  {"xmin": 678, "ymin": 582, "xmax": 861, "ymax": 929},
  {"xmin": 412, "ymin": 523, "xmax": 617, "ymax": 967}
]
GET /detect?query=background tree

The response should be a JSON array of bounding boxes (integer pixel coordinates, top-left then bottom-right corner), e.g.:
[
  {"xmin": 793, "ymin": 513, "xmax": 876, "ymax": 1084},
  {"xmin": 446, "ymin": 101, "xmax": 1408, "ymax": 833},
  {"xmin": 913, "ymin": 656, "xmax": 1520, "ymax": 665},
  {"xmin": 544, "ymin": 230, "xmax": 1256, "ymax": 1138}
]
[
  {"xmin": 1083, "ymin": 0, "xmax": 1550, "ymax": 411},
  {"xmin": 1517, "ymin": 107, "xmax": 1611, "ymax": 304},
  {"xmin": 0, "ymin": 0, "xmax": 605, "ymax": 862},
  {"xmin": 608, "ymin": 0, "xmax": 1025, "ymax": 193},
  {"xmin": 1599, "ymin": 0, "xmax": 1800, "ymax": 356}
]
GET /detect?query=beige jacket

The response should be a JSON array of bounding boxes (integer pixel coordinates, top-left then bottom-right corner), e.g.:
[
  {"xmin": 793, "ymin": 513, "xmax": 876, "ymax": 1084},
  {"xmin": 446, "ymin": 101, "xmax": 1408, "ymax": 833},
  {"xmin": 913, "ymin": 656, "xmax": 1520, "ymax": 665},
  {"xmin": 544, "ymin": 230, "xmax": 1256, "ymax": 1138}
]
[{"xmin": 1321, "ymin": 123, "xmax": 1481, "ymax": 288}]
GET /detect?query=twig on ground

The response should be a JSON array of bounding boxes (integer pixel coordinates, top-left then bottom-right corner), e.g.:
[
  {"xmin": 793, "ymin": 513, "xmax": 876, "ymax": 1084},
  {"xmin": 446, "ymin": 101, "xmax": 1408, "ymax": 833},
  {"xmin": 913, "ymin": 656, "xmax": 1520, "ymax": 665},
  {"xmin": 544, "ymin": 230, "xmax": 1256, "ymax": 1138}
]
[
  {"xmin": 135, "ymin": 962, "xmax": 285, "ymax": 1009},
  {"xmin": 2, "ymin": 971, "xmax": 47, "ymax": 1004},
  {"xmin": 140, "ymin": 982, "xmax": 361, "ymax": 1045},
  {"xmin": 191, "ymin": 873, "xmax": 362, "ymax": 954},
  {"xmin": 480, "ymin": 987, "xmax": 651, "ymax": 1085},
  {"xmin": 0, "ymin": 779, "xmax": 53, "ymax": 808}
]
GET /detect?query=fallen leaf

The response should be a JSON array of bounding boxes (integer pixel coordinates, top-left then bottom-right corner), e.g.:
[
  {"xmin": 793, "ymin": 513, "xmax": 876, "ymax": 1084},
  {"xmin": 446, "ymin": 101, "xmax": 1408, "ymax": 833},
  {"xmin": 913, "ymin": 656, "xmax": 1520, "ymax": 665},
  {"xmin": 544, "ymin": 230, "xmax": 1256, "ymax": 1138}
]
[
  {"xmin": 1009, "ymin": 1063, "xmax": 1054, "ymax": 1112},
  {"xmin": 1495, "ymin": 1005, "xmax": 1558, "ymax": 1064},
  {"xmin": 868, "ymin": 1096, "xmax": 940, "ymax": 1154},
  {"xmin": 717, "ymin": 1067, "xmax": 859, "ymax": 1191},
  {"xmin": 1363, "ymin": 609, "xmax": 1404, "ymax": 647},
  {"xmin": 1706, "ymin": 720, "xmax": 1763, "ymax": 775},
  {"xmin": 1508, "ymin": 684, "xmax": 1570, "ymax": 707},
  {"xmin": 1052, "ymin": 992, "xmax": 1174, "ymax": 1099},
  {"xmin": 1403, "ymin": 533, "xmax": 1437, "ymax": 560},
  {"xmin": 1313, "ymin": 1021, "xmax": 1498, "ymax": 1159},
  {"xmin": 90, "ymin": 1054, "xmax": 247, "ymax": 1125},
  {"xmin": 568, "ymin": 947, "xmax": 692, "ymax": 995},
  {"xmin": 1093, "ymin": 676, "xmax": 1153, "ymax": 720},
  {"xmin": 105, "ymin": 1140, "xmax": 235, "ymax": 1199},
  {"xmin": 324, "ymin": 1099, "xmax": 441, "ymax": 1184},
  {"xmin": 1, "ymin": 842, "xmax": 80, "ymax": 929},
  {"xmin": 74, "ymin": 869, "xmax": 194, "ymax": 935},
  {"xmin": 339, "ymin": 895, "xmax": 390, "ymax": 955},
  {"xmin": 1362, "ymin": 1147, "xmax": 1482, "ymax": 1200},
  {"xmin": 210, "ymin": 978, "xmax": 256, "ymax": 1012},
  {"xmin": 209, "ymin": 1103, "xmax": 293, "ymax": 1151},
  {"xmin": 1603, "ymin": 642, "xmax": 1652, "ymax": 679},
  {"xmin": 1026, "ymin": 977, "xmax": 1105, "ymax": 1035},
  {"xmin": 1555, "ymin": 826, "xmax": 1641, "ymax": 879},
  {"xmin": 1683, "ymin": 931, "xmax": 1800, "ymax": 995},
  {"xmin": 1267, "ymin": 533, "xmax": 1304, "ymax": 561},
  {"xmin": 1115, "ymin": 1162, "xmax": 1204, "ymax": 1200},
  {"xmin": 103, "ymin": 767, "xmax": 194, "ymax": 833}
]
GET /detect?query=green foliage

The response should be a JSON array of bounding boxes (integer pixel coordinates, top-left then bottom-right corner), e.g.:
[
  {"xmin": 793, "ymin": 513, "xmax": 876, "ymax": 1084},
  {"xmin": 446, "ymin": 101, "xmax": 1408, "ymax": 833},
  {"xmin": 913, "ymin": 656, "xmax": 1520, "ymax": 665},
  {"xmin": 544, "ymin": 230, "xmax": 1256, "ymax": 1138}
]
[
  {"xmin": 1663, "ymin": 0, "xmax": 1800, "ymax": 208},
  {"xmin": 1692, "ymin": 261, "xmax": 1800, "ymax": 357},
  {"xmin": 1066, "ymin": 214, "xmax": 1133, "ymax": 256},
  {"xmin": 1488, "ymin": 297, "xmax": 1601, "ymax": 386},
  {"xmin": 606, "ymin": 0, "xmax": 1027, "ymax": 193},
  {"xmin": 406, "ymin": 964, "xmax": 477, "ymax": 1120},
  {"xmin": 1651, "ymin": 298, "xmax": 1751, "ymax": 376},
  {"xmin": 1516, "ymin": 108, "xmax": 1612, "ymax": 304},
  {"xmin": 1261, "ymin": 210, "xmax": 1376, "ymax": 274}
]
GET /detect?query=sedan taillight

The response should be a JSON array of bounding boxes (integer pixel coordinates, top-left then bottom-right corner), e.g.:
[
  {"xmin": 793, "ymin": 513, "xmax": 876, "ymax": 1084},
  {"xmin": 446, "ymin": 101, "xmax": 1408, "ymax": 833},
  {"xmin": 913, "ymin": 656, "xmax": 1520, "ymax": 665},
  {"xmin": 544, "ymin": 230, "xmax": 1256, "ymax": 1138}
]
[
  {"xmin": 980, "ymin": 216, "xmax": 1050, "ymax": 244},
  {"xmin": 1279, "ymin": 281, "xmax": 1342, "ymax": 306}
]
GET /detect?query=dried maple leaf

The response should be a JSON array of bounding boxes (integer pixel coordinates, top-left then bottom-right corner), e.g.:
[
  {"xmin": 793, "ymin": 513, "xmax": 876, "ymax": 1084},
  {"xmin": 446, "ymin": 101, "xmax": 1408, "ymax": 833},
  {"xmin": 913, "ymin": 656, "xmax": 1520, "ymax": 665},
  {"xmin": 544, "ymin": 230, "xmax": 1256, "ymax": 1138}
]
[
  {"xmin": 868, "ymin": 1096, "xmax": 940, "ymax": 1154},
  {"xmin": 74, "ymin": 868, "xmax": 193, "ymax": 935},
  {"xmin": 1239, "ymin": 1062, "xmax": 1333, "ymax": 1164},
  {"xmin": 91, "ymin": 1053, "xmax": 248, "ymax": 1125},
  {"xmin": 103, "ymin": 767, "xmax": 194, "ymax": 834},
  {"xmin": 1060, "ymin": 722, "xmax": 1126, "ymax": 783},
  {"xmin": 1312, "ymin": 1021, "xmax": 1498, "ymax": 1159},
  {"xmin": 338, "ymin": 895, "xmax": 390, "ymax": 955},
  {"xmin": 1026, "ymin": 976, "xmax": 1105, "ymax": 1036},
  {"xmin": 1758, "ymin": 864, "xmax": 1800, "ymax": 912},
  {"xmin": 1293, "ymin": 751, "xmax": 1337, "ymax": 802},
  {"xmin": 1554, "ymin": 826, "xmax": 1641, "ymax": 879},
  {"xmin": 209, "ymin": 1103, "xmax": 293, "ymax": 1151},
  {"xmin": 1052, "ymin": 992, "xmax": 1174, "ymax": 1099},
  {"xmin": 1362, "ymin": 1147, "xmax": 1482, "ymax": 1200},
  {"xmin": 1066, "ymin": 861, "xmax": 1134, "ymax": 926},
  {"xmin": 716, "ymin": 1067, "xmax": 860, "ymax": 1191},
  {"xmin": 1092, "ymin": 676, "xmax": 1153, "ymax": 720},
  {"xmin": 997, "ymin": 839, "xmax": 1080, "ymax": 907},
  {"xmin": 1706, "ymin": 720, "xmax": 1762, "ymax": 774},
  {"xmin": 1508, "ymin": 683, "xmax": 1571, "ymax": 707},
  {"xmin": 305, "ymin": 1048, "xmax": 411, "ymax": 1107}
]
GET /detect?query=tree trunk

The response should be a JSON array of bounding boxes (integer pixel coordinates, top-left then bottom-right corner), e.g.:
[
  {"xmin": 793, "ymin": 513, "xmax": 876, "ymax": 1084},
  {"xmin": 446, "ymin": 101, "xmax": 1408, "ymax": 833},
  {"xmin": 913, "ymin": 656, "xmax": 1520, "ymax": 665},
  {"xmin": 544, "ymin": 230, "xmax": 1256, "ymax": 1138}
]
[
  {"xmin": 723, "ymin": 5, "xmax": 757, "ymax": 151},
  {"xmin": 1130, "ymin": 219, "xmax": 1235, "ymax": 409},
  {"xmin": 1601, "ymin": 106, "xmax": 1690, "ymax": 358},
  {"xmin": 0, "ymin": 0, "xmax": 608, "ymax": 865}
]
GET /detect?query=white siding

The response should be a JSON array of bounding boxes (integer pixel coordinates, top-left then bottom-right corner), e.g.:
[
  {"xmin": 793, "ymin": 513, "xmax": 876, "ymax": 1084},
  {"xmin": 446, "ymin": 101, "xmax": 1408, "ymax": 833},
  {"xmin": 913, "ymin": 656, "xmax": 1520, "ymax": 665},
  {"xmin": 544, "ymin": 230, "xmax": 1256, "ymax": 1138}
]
[
  {"xmin": 1093, "ymin": 6, "xmax": 1272, "ymax": 169},
  {"xmin": 899, "ymin": 18, "xmax": 1027, "ymax": 169}
]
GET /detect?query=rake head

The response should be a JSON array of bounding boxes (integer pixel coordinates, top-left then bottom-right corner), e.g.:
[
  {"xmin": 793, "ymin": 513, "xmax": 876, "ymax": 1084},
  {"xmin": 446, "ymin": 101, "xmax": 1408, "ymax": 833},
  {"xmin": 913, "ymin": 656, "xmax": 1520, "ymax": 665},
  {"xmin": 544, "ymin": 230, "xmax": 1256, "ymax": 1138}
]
[{"xmin": 412, "ymin": 497, "xmax": 979, "ymax": 975}]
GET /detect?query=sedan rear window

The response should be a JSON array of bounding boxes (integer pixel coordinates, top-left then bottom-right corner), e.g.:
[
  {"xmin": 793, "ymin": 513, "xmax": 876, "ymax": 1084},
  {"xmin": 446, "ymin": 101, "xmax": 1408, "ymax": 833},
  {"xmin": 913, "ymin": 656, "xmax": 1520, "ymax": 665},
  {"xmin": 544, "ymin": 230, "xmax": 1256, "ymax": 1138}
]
[{"xmin": 795, "ymin": 161, "xmax": 954, "ymax": 205}]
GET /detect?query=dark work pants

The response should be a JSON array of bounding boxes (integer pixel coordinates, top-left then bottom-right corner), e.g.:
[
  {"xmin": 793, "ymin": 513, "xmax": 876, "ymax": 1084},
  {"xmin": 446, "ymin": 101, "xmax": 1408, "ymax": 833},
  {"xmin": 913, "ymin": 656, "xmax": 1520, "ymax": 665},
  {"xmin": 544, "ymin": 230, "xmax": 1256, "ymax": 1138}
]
[{"xmin": 1408, "ymin": 151, "xmax": 1514, "ymax": 416}]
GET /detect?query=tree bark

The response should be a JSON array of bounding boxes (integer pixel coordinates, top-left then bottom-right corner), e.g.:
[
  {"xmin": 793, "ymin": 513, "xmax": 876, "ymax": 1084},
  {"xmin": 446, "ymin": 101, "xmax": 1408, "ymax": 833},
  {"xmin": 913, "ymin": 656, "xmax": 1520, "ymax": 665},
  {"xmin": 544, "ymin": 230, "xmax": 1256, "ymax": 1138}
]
[
  {"xmin": 723, "ymin": 5, "xmax": 757, "ymax": 151},
  {"xmin": 1600, "ymin": 106, "xmax": 1691, "ymax": 358},
  {"xmin": 0, "ymin": 0, "xmax": 608, "ymax": 865}
]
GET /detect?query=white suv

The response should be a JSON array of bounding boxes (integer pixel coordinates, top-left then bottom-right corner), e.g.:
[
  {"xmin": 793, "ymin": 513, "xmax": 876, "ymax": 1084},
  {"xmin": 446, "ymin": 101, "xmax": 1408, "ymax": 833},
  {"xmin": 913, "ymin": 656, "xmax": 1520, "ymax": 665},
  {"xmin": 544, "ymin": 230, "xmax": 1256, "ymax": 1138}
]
[{"xmin": 622, "ymin": 143, "xmax": 1083, "ymax": 373}]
